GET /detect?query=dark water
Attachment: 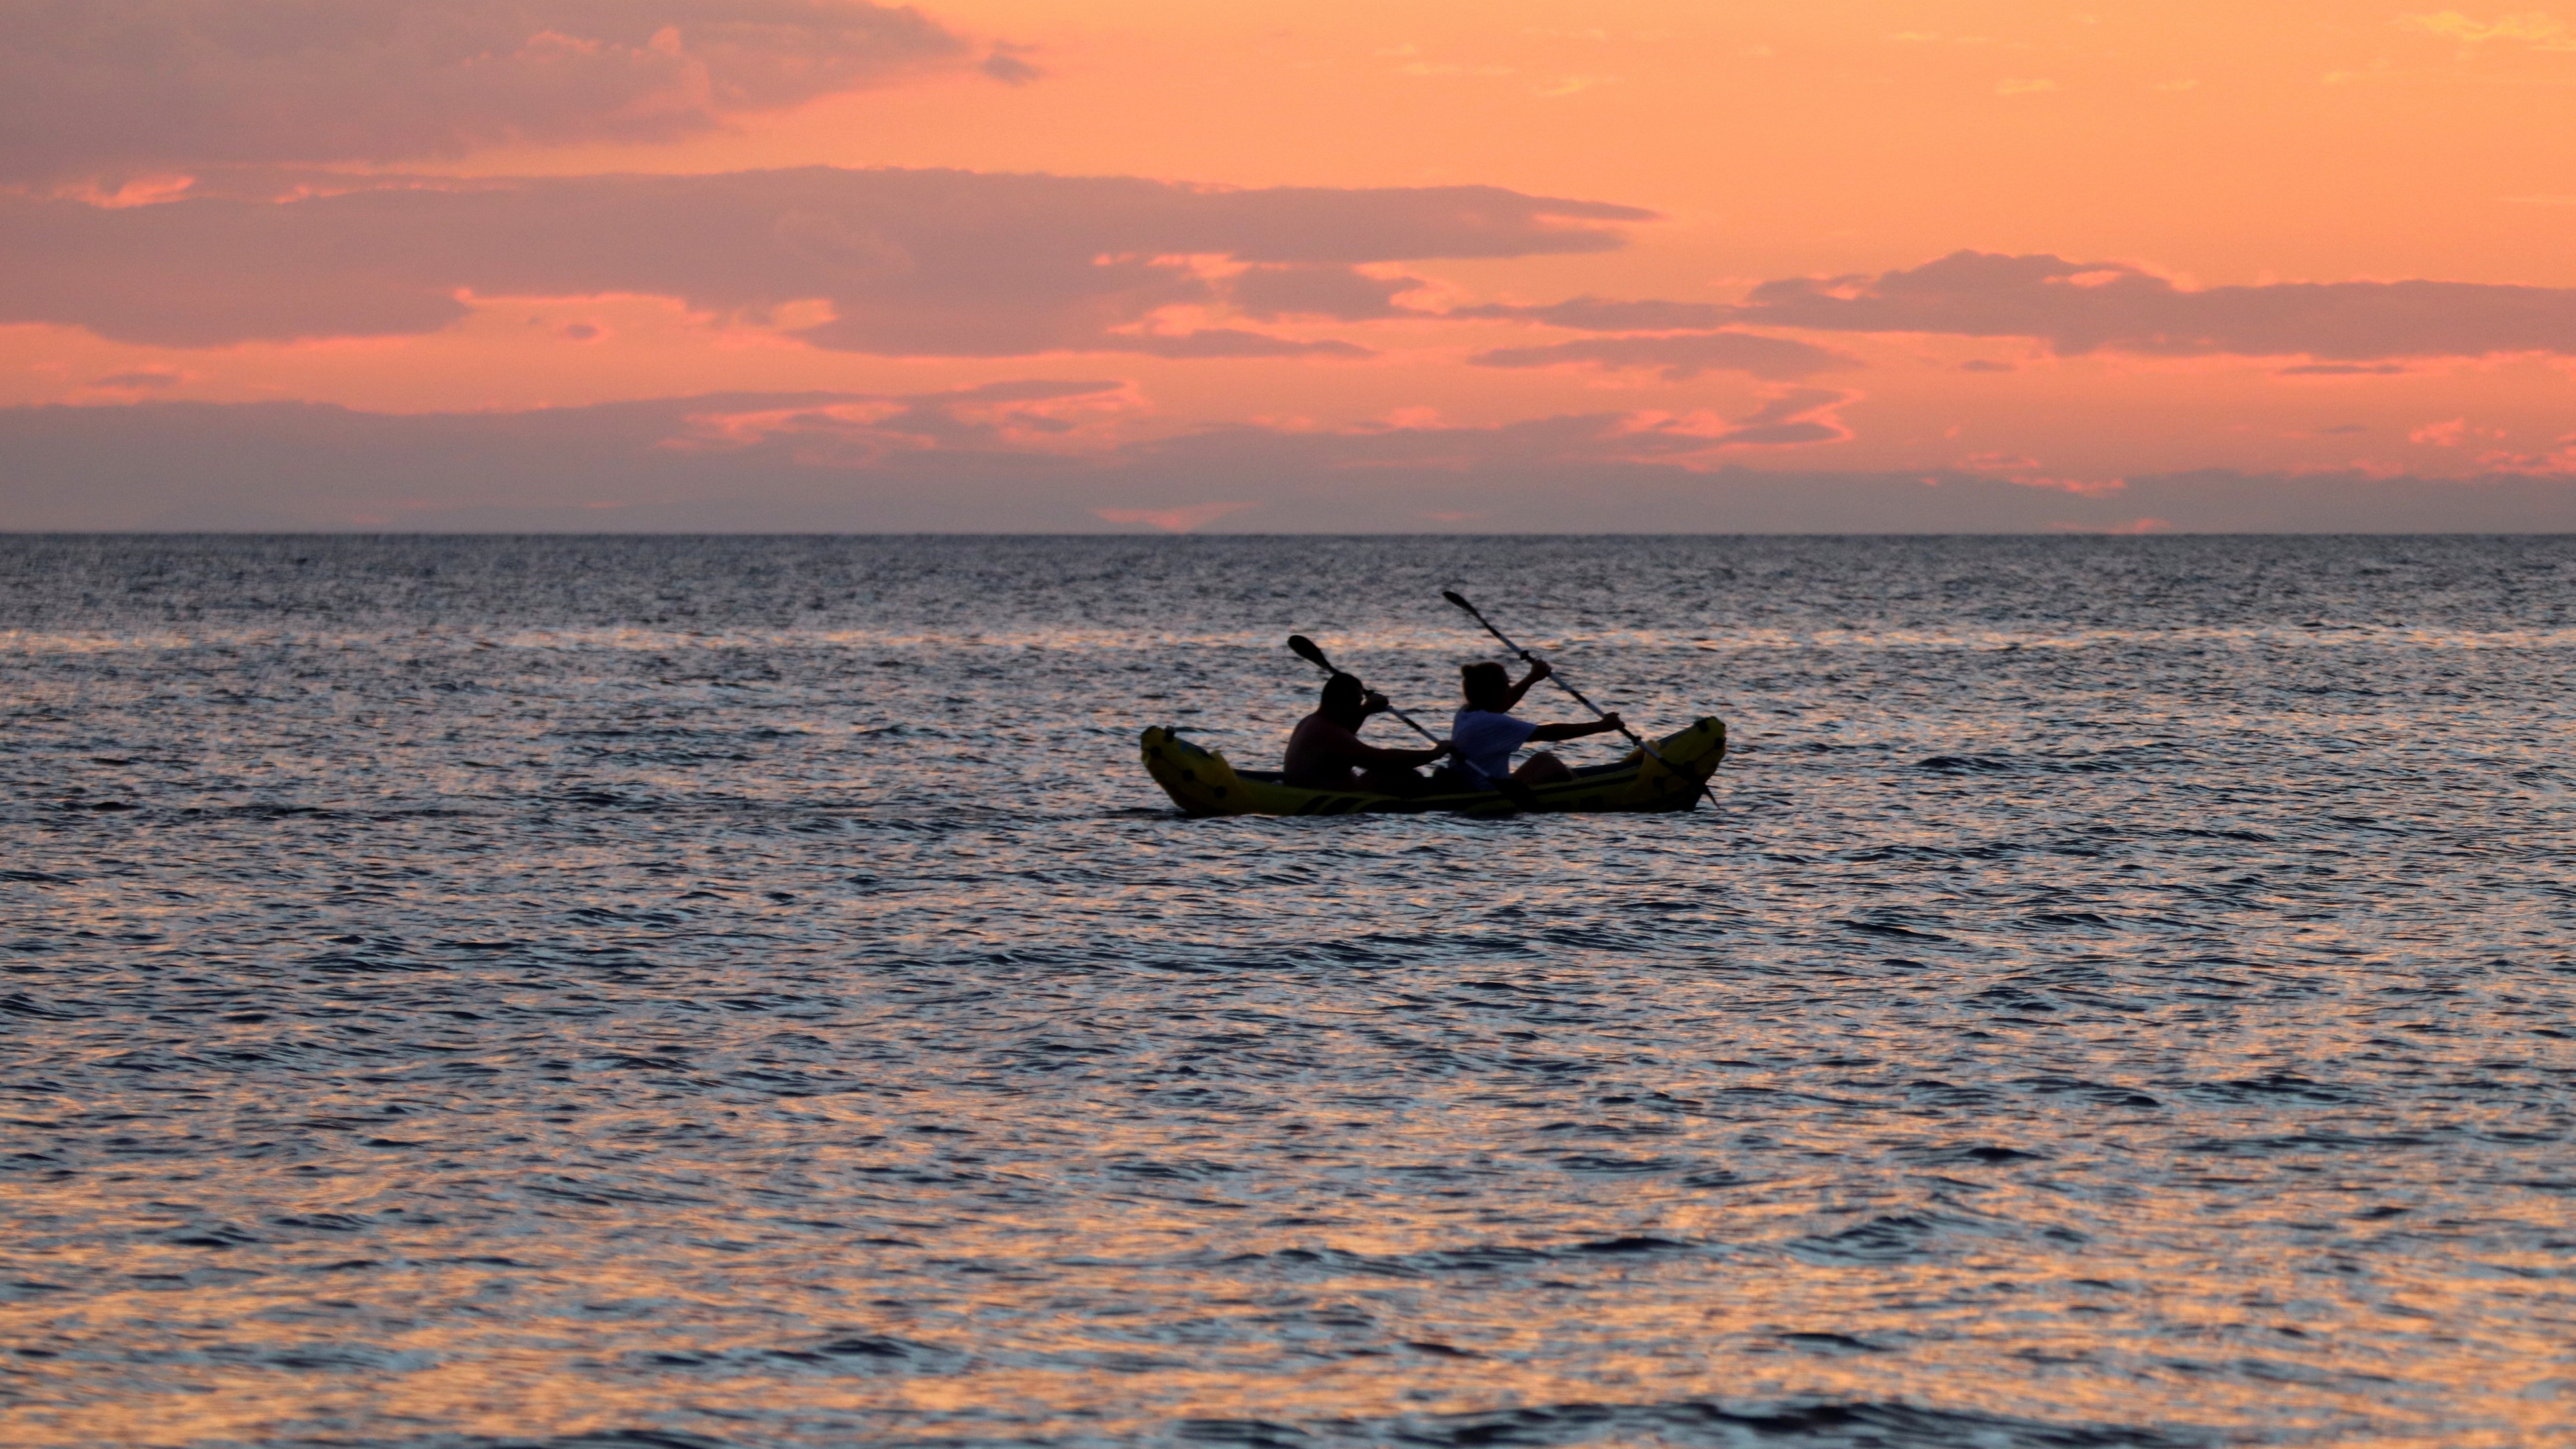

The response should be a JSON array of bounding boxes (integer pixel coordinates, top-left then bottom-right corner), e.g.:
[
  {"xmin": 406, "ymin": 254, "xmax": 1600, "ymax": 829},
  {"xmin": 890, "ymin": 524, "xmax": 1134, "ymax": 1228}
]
[{"xmin": 3, "ymin": 535, "xmax": 2571, "ymax": 1449}]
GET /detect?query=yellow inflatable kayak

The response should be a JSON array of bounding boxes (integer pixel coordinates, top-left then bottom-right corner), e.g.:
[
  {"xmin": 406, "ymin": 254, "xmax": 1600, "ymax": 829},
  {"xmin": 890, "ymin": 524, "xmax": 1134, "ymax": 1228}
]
[{"xmin": 1138, "ymin": 717, "xmax": 1725, "ymax": 816}]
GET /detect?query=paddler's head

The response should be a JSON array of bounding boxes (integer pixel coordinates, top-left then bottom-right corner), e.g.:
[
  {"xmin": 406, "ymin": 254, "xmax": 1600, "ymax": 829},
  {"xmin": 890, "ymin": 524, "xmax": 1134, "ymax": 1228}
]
[
  {"xmin": 1460, "ymin": 661, "xmax": 1511, "ymax": 711},
  {"xmin": 1320, "ymin": 672, "xmax": 1368, "ymax": 725}
]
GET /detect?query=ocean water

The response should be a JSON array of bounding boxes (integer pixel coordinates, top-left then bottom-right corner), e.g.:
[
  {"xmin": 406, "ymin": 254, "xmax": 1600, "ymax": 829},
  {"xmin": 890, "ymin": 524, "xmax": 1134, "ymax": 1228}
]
[{"xmin": 1, "ymin": 534, "xmax": 2571, "ymax": 1449}]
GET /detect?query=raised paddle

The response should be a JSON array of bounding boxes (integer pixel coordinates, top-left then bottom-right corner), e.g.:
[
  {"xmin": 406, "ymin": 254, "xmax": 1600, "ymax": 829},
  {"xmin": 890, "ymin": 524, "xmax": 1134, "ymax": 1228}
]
[
  {"xmin": 1285, "ymin": 635, "xmax": 1444, "ymax": 747},
  {"xmin": 1439, "ymin": 590, "xmax": 1719, "ymax": 808}
]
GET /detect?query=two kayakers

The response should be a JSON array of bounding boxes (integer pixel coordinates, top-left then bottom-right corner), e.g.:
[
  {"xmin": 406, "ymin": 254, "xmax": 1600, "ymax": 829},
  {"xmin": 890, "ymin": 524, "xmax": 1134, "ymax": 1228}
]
[
  {"xmin": 1282, "ymin": 659, "xmax": 1621, "ymax": 794},
  {"xmin": 1283, "ymin": 673, "xmax": 1453, "ymax": 793},
  {"xmin": 1451, "ymin": 659, "xmax": 1623, "ymax": 788}
]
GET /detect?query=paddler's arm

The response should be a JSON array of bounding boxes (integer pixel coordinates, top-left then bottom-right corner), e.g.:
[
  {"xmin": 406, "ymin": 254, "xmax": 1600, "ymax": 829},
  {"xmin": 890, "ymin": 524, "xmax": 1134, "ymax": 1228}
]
[
  {"xmin": 1496, "ymin": 658, "xmax": 1554, "ymax": 712},
  {"xmin": 1347, "ymin": 738, "xmax": 1451, "ymax": 768},
  {"xmin": 1348, "ymin": 690, "xmax": 1451, "ymax": 765},
  {"xmin": 1526, "ymin": 712, "xmax": 1621, "ymax": 743},
  {"xmin": 1311, "ymin": 716, "xmax": 1448, "ymax": 771}
]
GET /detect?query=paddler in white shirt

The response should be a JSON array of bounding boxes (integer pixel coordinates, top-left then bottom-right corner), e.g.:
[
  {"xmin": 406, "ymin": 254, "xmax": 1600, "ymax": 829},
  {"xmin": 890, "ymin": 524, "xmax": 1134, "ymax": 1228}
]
[{"xmin": 1449, "ymin": 659, "xmax": 1623, "ymax": 789}]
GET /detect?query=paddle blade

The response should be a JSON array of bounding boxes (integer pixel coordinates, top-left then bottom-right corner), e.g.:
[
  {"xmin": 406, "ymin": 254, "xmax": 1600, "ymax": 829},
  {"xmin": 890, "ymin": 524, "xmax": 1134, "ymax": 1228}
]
[
  {"xmin": 1441, "ymin": 590, "xmax": 1474, "ymax": 612},
  {"xmin": 1287, "ymin": 634, "xmax": 1332, "ymax": 670}
]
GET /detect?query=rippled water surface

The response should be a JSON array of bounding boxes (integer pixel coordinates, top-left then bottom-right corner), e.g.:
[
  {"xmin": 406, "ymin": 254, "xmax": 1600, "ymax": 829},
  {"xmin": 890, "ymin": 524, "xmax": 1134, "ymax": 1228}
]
[{"xmin": 3, "ymin": 535, "xmax": 2573, "ymax": 1449}]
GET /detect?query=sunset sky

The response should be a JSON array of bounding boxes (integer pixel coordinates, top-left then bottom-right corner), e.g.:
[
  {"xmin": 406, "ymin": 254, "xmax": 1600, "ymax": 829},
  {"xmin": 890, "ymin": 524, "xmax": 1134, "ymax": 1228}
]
[{"xmin": 5, "ymin": 0, "xmax": 2575, "ymax": 530}]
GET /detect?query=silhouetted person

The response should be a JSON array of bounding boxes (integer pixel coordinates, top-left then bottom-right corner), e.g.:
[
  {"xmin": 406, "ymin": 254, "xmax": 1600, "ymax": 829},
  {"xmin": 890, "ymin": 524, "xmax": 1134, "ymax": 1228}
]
[
  {"xmin": 1451, "ymin": 659, "xmax": 1621, "ymax": 788},
  {"xmin": 1283, "ymin": 673, "xmax": 1451, "ymax": 794}
]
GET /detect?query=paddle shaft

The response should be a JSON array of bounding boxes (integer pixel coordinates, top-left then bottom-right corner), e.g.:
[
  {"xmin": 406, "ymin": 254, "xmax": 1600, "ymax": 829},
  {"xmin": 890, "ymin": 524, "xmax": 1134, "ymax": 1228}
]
[
  {"xmin": 1364, "ymin": 696, "xmax": 1447, "ymax": 751},
  {"xmin": 1444, "ymin": 595, "xmax": 1717, "ymax": 806}
]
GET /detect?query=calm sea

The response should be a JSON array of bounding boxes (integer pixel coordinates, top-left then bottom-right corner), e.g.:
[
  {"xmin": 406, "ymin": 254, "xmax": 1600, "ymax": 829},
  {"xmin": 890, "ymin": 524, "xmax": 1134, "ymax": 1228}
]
[{"xmin": 2, "ymin": 535, "xmax": 2571, "ymax": 1448}]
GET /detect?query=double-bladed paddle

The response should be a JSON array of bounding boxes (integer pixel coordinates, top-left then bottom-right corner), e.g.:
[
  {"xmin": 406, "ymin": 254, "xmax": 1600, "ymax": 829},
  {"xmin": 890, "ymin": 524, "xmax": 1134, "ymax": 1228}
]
[
  {"xmin": 1285, "ymin": 635, "xmax": 1445, "ymax": 747},
  {"xmin": 1440, "ymin": 590, "xmax": 1719, "ymax": 808}
]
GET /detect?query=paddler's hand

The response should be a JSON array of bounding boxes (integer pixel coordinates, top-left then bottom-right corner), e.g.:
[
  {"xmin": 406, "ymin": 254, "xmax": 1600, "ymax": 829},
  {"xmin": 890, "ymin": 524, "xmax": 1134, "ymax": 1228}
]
[
  {"xmin": 1430, "ymin": 741, "xmax": 1454, "ymax": 760},
  {"xmin": 1523, "ymin": 657, "xmax": 1554, "ymax": 684},
  {"xmin": 1362, "ymin": 689, "xmax": 1391, "ymax": 716},
  {"xmin": 1598, "ymin": 712, "xmax": 1623, "ymax": 735}
]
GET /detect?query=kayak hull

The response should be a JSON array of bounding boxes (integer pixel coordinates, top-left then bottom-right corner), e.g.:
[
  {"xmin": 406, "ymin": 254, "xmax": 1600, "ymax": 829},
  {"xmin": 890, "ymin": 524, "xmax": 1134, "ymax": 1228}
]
[{"xmin": 1138, "ymin": 717, "xmax": 1725, "ymax": 816}]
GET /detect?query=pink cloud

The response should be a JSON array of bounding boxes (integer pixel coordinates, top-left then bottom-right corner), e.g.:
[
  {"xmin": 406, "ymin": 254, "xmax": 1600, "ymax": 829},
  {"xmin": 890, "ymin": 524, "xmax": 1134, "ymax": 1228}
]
[
  {"xmin": 1091, "ymin": 502, "xmax": 1257, "ymax": 532},
  {"xmin": 2024, "ymin": 478, "xmax": 2129, "ymax": 496},
  {"xmin": 664, "ymin": 378, "xmax": 1136, "ymax": 465},
  {"xmin": 2284, "ymin": 459, "xmax": 2409, "ymax": 478},
  {"xmin": 1955, "ymin": 450, "xmax": 2124, "ymax": 495},
  {"xmin": 0, "ymin": 1, "xmax": 987, "ymax": 184},
  {"xmin": 2399, "ymin": 11, "xmax": 2576, "ymax": 48},
  {"xmin": 1468, "ymin": 331, "xmax": 1856, "ymax": 381},
  {"xmin": 1446, "ymin": 297, "xmax": 1733, "ymax": 330},
  {"xmin": 1110, "ymin": 329, "xmax": 1373, "ymax": 360},
  {"xmin": 1729, "ymin": 251, "xmax": 2576, "ymax": 362},
  {"xmin": 979, "ymin": 42, "xmax": 1044, "ymax": 85},
  {"xmin": 1959, "ymin": 451, "xmax": 2041, "ymax": 472},
  {"xmin": 89, "ymin": 368, "xmax": 186, "ymax": 390},
  {"xmin": 1681, "ymin": 387, "xmax": 1856, "ymax": 447},
  {"xmin": 1228, "ymin": 264, "xmax": 1426, "ymax": 321},
  {"xmin": 0, "ymin": 168, "xmax": 1650, "ymax": 354},
  {"xmin": 2477, "ymin": 435, "xmax": 2576, "ymax": 476}
]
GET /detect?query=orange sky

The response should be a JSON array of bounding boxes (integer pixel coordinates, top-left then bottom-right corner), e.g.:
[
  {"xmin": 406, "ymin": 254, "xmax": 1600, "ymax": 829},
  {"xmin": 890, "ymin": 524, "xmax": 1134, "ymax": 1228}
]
[{"xmin": 3, "ymin": 1, "xmax": 2573, "ymax": 530}]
